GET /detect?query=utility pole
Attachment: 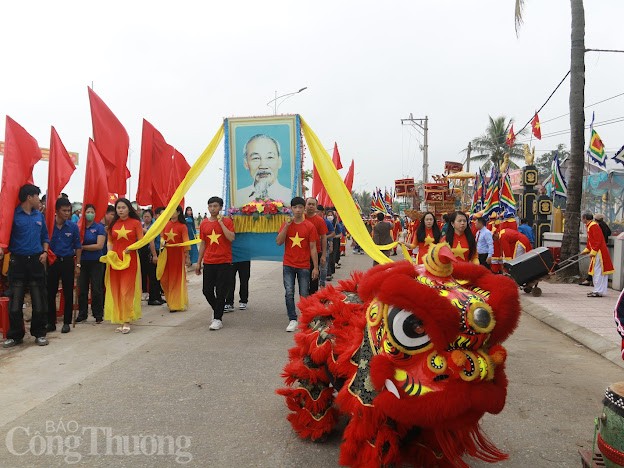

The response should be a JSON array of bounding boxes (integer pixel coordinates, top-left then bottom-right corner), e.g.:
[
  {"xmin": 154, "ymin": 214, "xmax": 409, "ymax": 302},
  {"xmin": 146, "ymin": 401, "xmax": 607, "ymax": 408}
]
[
  {"xmin": 466, "ymin": 141, "xmax": 472, "ymax": 173},
  {"xmin": 401, "ymin": 114, "xmax": 429, "ymax": 183}
]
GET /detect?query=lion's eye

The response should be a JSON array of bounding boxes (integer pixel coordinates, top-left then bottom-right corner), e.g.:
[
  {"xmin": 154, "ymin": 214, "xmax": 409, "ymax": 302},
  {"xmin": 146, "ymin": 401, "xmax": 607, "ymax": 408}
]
[{"xmin": 388, "ymin": 307, "xmax": 430, "ymax": 351}]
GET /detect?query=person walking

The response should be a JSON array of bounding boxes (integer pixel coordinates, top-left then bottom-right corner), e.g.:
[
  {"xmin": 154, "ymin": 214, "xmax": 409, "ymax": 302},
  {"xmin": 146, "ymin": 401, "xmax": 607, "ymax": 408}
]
[
  {"xmin": 372, "ymin": 212, "xmax": 393, "ymax": 265},
  {"xmin": 76, "ymin": 204, "xmax": 106, "ymax": 323},
  {"xmin": 196, "ymin": 196, "xmax": 235, "ymax": 331},
  {"xmin": 583, "ymin": 213, "xmax": 614, "ymax": 298},
  {"xmin": 47, "ymin": 197, "xmax": 82, "ymax": 333},
  {"xmin": 103, "ymin": 198, "xmax": 144, "ymax": 334},
  {"xmin": 442, "ymin": 211, "xmax": 478, "ymax": 263},
  {"xmin": 1, "ymin": 184, "xmax": 50, "ymax": 348},
  {"xmin": 276, "ymin": 197, "xmax": 319, "ymax": 332},
  {"xmin": 159, "ymin": 206, "xmax": 190, "ymax": 312},
  {"xmin": 474, "ymin": 217, "xmax": 494, "ymax": 269},
  {"xmin": 304, "ymin": 198, "xmax": 328, "ymax": 294},
  {"xmin": 185, "ymin": 206, "xmax": 200, "ymax": 266}
]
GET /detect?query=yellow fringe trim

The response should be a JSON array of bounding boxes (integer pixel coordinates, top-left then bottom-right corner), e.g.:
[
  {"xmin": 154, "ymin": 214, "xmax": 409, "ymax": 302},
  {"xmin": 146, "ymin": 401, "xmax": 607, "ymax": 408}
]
[{"xmin": 232, "ymin": 214, "xmax": 291, "ymax": 233}]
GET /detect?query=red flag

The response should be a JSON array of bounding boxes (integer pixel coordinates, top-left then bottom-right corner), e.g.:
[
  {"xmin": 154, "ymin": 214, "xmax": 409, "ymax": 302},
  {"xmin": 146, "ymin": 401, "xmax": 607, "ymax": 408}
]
[
  {"xmin": 137, "ymin": 119, "xmax": 177, "ymax": 208},
  {"xmin": 79, "ymin": 139, "xmax": 110, "ymax": 240},
  {"xmin": 0, "ymin": 116, "xmax": 43, "ymax": 248},
  {"xmin": 332, "ymin": 142, "xmax": 343, "ymax": 170},
  {"xmin": 343, "ymin": 160, "xmax": 354, "ymax": 193},
  {"xmin": 505, "ymin": 124, "xmax": 516, "ymax": 147},
  {"xmin": 88, "ymin": 87, "xmax": 130, "ymax": 196},
  {"xmin": 531, "ymin": 113, "xmax": 541, "ymax": 140},
  {"xmin": 311, "ymin": 165, "xmax": 322, "ymax": 197},
  {"xmin": 167, "ymin": 149, "xmax": 191, "ymax": 207},
  {"xmin": 108, "ymin": 193, "xmax": 118, "ymax": 204},
  {"xmin": 46, "ymin": 127, "xmax": 76, "ymax": 238}
]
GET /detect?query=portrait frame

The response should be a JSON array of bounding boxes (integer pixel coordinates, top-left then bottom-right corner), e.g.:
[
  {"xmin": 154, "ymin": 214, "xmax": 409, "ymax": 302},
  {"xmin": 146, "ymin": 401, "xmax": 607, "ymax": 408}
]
[{"xmin": 224, "ymin": 115, "xmax": 301, "ymax": 209}]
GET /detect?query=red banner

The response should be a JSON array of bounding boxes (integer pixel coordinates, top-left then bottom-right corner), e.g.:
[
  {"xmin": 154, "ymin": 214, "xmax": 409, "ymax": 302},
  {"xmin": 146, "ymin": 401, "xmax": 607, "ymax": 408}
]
[
  {"xmin": 444, "ymin": 161, "xmax": 463, "ymax": 173},
  {"xmin": 394, "ymin": 178, "xmax": 415, "ymax": 196}
]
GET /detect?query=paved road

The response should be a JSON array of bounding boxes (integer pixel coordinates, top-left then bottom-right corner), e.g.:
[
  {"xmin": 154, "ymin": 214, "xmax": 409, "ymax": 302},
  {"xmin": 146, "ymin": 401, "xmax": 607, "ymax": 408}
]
[{"xmin": 0, "ymin": 251, "xmax": 622, "ymax": 467}]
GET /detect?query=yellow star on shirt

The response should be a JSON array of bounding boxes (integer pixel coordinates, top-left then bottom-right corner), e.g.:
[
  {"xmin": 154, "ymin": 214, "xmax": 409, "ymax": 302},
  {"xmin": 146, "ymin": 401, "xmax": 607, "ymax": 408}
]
[
  {"xmin": 289, "ymin": 232, "xmax": 304, "ymax": 248},
  {"xmin": 451, "ymin": 243, "xmax": 469, "ymax": 258},
  {"xmin": 424, "ymin": 235, "xmax": 434, "ymax": 246},
  {"xmin": 164, "ymin": 229, "xmax": 177, "ymax": 242},
  {"xmin": 114, "ymin": 224, "xmax": 131, "ymax": 240},
  {"xmin": 207, "ymin": 229, "xmax": 221, "ymax": 245}
]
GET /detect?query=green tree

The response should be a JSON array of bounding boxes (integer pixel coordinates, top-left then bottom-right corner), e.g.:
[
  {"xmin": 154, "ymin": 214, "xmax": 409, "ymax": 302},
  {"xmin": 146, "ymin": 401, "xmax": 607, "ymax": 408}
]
[
  {"xmin": 302, "ymin": 169, "xmax": 313, "ymax": 196},
  {"xmin": 515, "ymin": 0, "xmax": 585, "ymax": 269},
  {"xmin": 352, "ymin": 190, "xmax": 372, "ymax": 217},
  {"xmin": 535, "ymin": 143, "xmax": 570, "ymax": 181},
  {"xmin": 469, "ymin": 116, "xmax": 526, "ymax": 172}
]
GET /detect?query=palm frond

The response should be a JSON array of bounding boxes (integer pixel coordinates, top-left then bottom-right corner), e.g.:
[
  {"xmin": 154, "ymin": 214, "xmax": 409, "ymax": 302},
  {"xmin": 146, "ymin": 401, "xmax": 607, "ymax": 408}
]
[{"xmin": 515, "ymin": 0, "xmax": 525, "ymax": 36}]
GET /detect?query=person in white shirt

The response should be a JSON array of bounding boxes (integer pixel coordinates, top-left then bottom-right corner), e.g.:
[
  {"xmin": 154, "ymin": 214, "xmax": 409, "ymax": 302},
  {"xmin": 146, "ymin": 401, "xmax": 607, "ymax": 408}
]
[
  {"xmin": 234, "ymin": 134, "xmax": 292, "ymax": 206},
  {"xmin": 475, "ymin": 217, "xmax": 494, "ymax": 269}
]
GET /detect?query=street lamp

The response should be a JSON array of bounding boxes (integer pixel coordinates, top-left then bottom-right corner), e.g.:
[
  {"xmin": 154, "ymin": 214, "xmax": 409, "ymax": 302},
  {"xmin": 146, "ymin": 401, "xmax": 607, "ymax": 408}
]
[{"xmin": 266, "ymin": 87, "xmax": 308, "ymax": 115}]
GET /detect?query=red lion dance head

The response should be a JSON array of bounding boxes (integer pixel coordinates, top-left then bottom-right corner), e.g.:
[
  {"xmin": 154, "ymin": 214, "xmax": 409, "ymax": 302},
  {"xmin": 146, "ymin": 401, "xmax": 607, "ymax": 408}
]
[{"xmin": 278, "ymin": 243, "xmax": 520, "ymax": 467}]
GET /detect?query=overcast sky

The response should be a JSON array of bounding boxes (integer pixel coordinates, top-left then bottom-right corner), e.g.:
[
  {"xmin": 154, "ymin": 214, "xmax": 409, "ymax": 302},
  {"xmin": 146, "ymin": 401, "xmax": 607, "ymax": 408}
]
[{"xmin": 1, "ymin": 0, "xmax": 623, "ymax": 212}]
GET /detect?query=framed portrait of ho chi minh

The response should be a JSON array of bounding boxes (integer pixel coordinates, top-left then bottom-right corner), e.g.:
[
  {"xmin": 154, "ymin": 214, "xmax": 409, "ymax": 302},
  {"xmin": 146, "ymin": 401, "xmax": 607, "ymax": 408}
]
[{"xmin": 224, "ymin": 115, "xmax": 302, "ymax": 209}]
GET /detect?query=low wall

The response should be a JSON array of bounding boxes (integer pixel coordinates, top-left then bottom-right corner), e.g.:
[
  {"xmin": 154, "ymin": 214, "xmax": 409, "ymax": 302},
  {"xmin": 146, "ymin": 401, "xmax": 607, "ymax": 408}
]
[{"xmin": 543, "ymin": 232, "xmax": 622, "ymax": 291}]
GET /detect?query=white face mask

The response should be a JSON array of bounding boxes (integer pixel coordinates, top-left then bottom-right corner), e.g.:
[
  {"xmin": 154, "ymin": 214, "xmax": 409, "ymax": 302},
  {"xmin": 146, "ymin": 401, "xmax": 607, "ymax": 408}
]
[{"xmin": 327, "ymin": 216, "xmax": 334, "ymax": 221}]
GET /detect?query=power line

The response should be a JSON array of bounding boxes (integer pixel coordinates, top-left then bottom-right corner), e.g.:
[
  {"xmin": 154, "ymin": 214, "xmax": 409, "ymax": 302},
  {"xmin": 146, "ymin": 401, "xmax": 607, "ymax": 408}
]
[
  {"xmin": 516, "ymin": 115, "xmax": 624, "ymax": 143},
  {"xmin": 516, "ymin": 70, "xmax": 570, "ymax": 135},
  {"xmin": 541, "ymin": 91, "xmax": 624, "ymax": 124}
]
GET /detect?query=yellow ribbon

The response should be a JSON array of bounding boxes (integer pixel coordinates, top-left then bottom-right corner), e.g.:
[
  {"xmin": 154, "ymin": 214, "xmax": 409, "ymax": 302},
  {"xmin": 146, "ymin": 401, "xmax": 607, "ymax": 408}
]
[
  {"xmin": 165, "ymin": 238, "xmax": 201, "ymax": 248},
  {"xmin": 156, "ymin": 248, "xmax": 167, "ymax": 280},
  {"xmin": 127, "ymin": 125, "xmax": 225, "ymax": 252},
  {"xmin": 400, "ymin": 244, "xmax": 413, "ymax": 262},
  {"xmin": 99, "ymin": 250, "xmax": 131, "ymax": 270},
  {"xmin": 301, "ymin": 118, "xmax": 392, "ymax": 265}
]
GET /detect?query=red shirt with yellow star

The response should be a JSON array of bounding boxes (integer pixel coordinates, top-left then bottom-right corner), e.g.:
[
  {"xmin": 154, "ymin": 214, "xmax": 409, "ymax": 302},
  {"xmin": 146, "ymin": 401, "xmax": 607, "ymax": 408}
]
[
  {"xmin": 416, "ymin": 227, "xmax": 436, "ymax": 264},
  {"xmin": 199, "ymin": 217, "xmax": 235, "ymax": 264},
  {"xmin": 442, "ymin": 232, "xmax": 477, "ymax": 263},
  {"xmin": 280, "ymin": 219, "xmax": 319, "ymax": 269}
]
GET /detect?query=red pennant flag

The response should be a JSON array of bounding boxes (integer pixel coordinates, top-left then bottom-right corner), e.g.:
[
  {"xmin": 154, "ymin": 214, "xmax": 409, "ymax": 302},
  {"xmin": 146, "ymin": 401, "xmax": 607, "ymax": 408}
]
[
  {"xmin": 108, "ymin": 193, "xmax": 118, "ymax": 204},
  {"xmin": 0, "ymin": 116, "xmax": 43, "ymax": 248},
  {"xmin": 79, "ymin": 139, "xmax": 110, "ymax": 240},
  {"xmin": 88, "ymin": 87, "xmax": 130, "ymax": 196},
  {"xmin": 343, "ymin": 160, "xmax": 354, "ymax": 193},
  {"xmin": 505, "ymin": 124, "xmax": 516, "ymax": 147},
  {"xmin": 531, "ymin": 114, "xmax": 541, "ymax": 140},
  {"xmin": 332, "ymin": 142, "xmax": 343, "ymax": 170},
  {"xmin": 311, "ymin": 165, "xmax": 322, "ymax": 198},
  {"xmin": 46, "ymin": 127, "xmax": 76, "ymax": 238}
]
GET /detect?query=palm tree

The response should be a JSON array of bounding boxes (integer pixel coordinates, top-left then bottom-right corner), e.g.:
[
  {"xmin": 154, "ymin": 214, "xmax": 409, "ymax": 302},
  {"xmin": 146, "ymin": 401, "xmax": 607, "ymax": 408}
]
[
  {"xmin": 469, "ymin": 116, "xmax": 526, "ymax": 171},
  {"xmin": 515, "ymin": 0, "xmax": 585, "ymax": 267}
]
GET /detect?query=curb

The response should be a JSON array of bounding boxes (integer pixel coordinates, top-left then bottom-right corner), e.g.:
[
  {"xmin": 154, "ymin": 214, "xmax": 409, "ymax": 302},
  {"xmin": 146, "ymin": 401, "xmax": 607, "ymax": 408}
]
[{"xmin": 521, "ymin": 297, "xmax": 624, "ymax": 370}]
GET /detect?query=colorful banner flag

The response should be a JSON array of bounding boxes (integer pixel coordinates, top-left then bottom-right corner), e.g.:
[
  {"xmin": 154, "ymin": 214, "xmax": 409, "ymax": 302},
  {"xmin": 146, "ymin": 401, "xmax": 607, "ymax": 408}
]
[
  {"xmin": 500, "ymin": 171, "xmax": 516, "ymax": 216},
  {"xmin": 613, "ymin": 144, "xmax": 624, "ymax": 166},
  {"xmin": 483, "ymin": 168, "xmax": 500, "ymax": 217},
  {"xmin": 46, "ymin": 127, "xmax": 76, "ymax": 238},
  {"xmin": 531, "ymin": 113, "xmax": 541, "ymax": 140},
  {"xmin": 0, "ymin": 117, "xmax": 42, "ymax": 249},
  {"xmin": 505, "ymin": 124, "xmax": 516, "ymax": 147},
  {"xmin": 587, "ymin": 112, "xmax": 607, "ymax": 167},
  {"xmin": 551, "ymin": 151, "xmax": 568, "ymax": 198}
]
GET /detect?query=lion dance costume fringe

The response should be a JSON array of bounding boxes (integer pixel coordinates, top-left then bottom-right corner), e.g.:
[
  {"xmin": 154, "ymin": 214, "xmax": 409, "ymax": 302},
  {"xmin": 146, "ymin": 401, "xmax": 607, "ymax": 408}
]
[{"xmin": 278, "ymin": 243, "xmax": 521, "ymax": 467}]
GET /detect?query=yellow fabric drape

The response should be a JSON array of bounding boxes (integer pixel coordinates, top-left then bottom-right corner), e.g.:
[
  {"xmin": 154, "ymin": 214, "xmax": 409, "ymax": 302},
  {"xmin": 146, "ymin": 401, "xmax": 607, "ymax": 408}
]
[
  {"xmin": 400, "ymin": 243, "xmax": 413, "ymax": 262},
  {"xmin": 99, "ymin": 250, "xmax": 131, "ymax": 270},
  {"xmin": 301, "ymin": 118, "xmax": 392, "ymax": 265},
  {"xmin": 128, "ymin": 125, "xmax": 225, "ymax": 252},
  {"xmin": 165, "ymin": 238, "xmax": 201, "ymax": 248},
  {"xmin": 156, "ymin": 248, "xmax": 167, "ymax": 280},
  {"xmin": 232, "ymin": 214, "xmax": 290, "ymax": 233}
]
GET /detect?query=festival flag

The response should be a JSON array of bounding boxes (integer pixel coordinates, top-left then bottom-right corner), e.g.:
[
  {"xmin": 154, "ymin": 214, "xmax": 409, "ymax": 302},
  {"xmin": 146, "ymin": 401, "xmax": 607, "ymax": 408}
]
[
  {"xmin": 343, "ymin": 160, "xmax": 354, "ymax": 193},
  {"xmin": 531, "ymin": 113, "xmax": 542, "ymax": 140},
  {"xmin": 500, "ymin": 171, "xmax": 516, "ymax": 215},
  {"xmin": 353, "ymin": 196, "xmax": 362, "ymax": 214},
  {"xmin": 505, "ymin": 124, "xmax": 516, "ymax": 147},
  {"xmin": 471, "ymin": 169, "xmax": 486, "ymax": 214},
  {"xmin": 137, "ymin": 119, "xmax": 174, "ymax": 207},
  {"xmin": 88, "ymin": 87, "xmax": 130, "ymax": 196},
  {"xmin": 613, "ymin": 144, "xmax": 624, "ymax": 166},
  {"xmin": 108, "ymin": 193, "xmax": 118, "ymax": 204},
  {"xmin": 0, "ymin": 116, "xmax": 43, "ymax": 249},
  {"xmin": 483, "ymin": 168, "xmax": 500, "ymax": 217},
  {"xmin": 551, "ymin": 151, "xmax": 568, "ymax": 198},
  {"xmin": 311, "ymin": 166, "xmax": 322, "ymax": 198},
  {"xmin": 80, "ymin": 139, "xmax": 110, "ymax": 239},
  {"xmin": 587, "ymin": 112, "xmax": 607, "ymax": 167},
  {"xmin": 168, "ymin": 149, "xmax": 191, "ymax": 208},
  {"xmin": 331, "ymin": 142, "xmax": 343, "ymax": 170},
  {"xmin": 46, "ymin": 127, "xmax": 76, "ymax": 238}
]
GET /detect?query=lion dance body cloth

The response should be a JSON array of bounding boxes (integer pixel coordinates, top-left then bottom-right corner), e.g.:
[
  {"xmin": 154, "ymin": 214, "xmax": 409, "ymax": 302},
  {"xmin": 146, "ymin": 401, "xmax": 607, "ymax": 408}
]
[{"xmin": 278, "ymin": 243, "xmax": 521, "ymax": 467}]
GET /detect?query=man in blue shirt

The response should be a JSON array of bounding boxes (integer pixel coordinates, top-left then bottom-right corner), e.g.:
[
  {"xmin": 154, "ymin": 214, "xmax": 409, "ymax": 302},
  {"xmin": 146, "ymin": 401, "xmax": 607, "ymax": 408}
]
[
  {"xmin": 518, "ymin": 218, "xmax": 535, "ymax": 247},
  {"xmin": 475, "ymin": 217, "xmax": 494, "ymax": 270},
  {"xmin": 47, "ymin": 197, "xmax": 82, "ymax": 333},
  {"xmin": 1, "ymin": 184, "xmax": 50, "ymax": 348}
]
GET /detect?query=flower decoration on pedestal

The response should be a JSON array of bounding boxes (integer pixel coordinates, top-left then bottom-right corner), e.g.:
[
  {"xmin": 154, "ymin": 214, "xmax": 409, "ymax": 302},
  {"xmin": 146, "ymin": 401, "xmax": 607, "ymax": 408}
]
[{"xmin": 229, "ymin": 199, "xmax": 291, "ymax": 221}]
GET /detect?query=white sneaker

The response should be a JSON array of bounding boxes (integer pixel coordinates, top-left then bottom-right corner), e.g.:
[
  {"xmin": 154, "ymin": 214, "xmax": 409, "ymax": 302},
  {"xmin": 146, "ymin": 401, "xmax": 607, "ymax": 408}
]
[
  {"xmin": 223, "ymin": 304, "xmax": 234, "ymax": 313},
  {"xmin": 209, "ymin": 319, "xmax": 223, "ymax": 331},
  {"xmin": 239, "ymin": 303, "xmax": 247, "ymax": 310},
  {"xmin": 286, "ymin": 320, "xmax": 298, "ymax": 332}
]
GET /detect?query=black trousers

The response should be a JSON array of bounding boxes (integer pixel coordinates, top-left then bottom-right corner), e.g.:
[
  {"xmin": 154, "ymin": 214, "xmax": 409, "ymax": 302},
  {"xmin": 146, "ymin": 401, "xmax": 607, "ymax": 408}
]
[
  {"xmin": 7, "ymin": 254, "xmax": 47, "ymax": 339},
  {"xmin": 140, "ymin": 248, "xmax": 161, "ymax": 301},
  {"xmin": 202, "ymin": 263, "xmax": 232, "ymax": 320},
  {"xmin": 226, "ymin": 261, "xmax": 250, "ymax": 305},
  {"xmin": 309, "ymin": 253, "xmax": 323, "ymax": 294},
  {"xmin": 78, "ymin": 259, "xmax": 104, "ymax": 319},
  {"xmin": 478, "ymin": 253, "xmax": 492, "ymax": 270},
  {"xmin": 47, "ymin": 256, "xmax": 75, "ymax": 326}
]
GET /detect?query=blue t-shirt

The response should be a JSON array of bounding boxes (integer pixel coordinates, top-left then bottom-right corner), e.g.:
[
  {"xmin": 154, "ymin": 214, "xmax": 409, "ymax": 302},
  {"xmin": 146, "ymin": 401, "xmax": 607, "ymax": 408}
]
[
  {"xmin": 50, "ymin": 220, "xmax": 82, "ymax": 257},
  {"xmin": 9, "ymin": 206, "xmax": 50, "ymax": 256},
  {"xmin": 81, "ymin": 222, "xmax": 106, "ymax": 261}
]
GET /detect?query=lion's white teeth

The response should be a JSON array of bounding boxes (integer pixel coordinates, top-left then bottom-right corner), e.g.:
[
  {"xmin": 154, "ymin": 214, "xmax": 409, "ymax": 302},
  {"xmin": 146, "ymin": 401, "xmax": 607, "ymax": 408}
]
[{"xmin": 385, "ymin": 379, "xmax": 400, "ymax": 399}]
